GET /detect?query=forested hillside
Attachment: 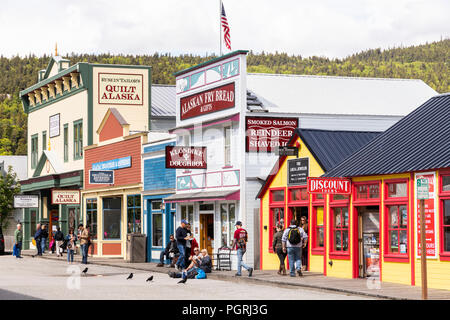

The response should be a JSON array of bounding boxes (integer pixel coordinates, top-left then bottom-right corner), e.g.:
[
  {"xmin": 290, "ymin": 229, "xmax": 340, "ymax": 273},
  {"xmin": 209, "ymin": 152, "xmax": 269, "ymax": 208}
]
[{"xmin": 0, "ymin": 39, "xmax": 448, "ymax": 155}]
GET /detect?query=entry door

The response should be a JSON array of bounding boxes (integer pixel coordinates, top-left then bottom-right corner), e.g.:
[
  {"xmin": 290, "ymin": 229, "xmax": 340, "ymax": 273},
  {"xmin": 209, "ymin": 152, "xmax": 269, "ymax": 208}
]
[
  {"xmin": 200, "ymin": 214, "xmax": 214, "ymax": 255},
  {"xmin": 358, "ymin": 206, "xmax": 380, "ymax": 278},
  {"xmin": 49, "ymin": 209, "xmax": 59, "ymax": 240}
]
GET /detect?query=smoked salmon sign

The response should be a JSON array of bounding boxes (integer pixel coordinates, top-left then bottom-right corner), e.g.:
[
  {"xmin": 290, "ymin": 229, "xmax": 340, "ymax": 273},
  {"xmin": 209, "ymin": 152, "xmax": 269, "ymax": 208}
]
[
  {"xmin": 165, "ymin": 146, "xmax": 207, "ymax": 169},
  {"xmin": 245, "ymin": 117, "xmax": 298, "ymax": 152},
  {"xmin": 98, "ymin": 73, "xmax": 143, "ymax": 105},
  {"xmin": 180, "ymin": 82, "xmax": 235, "ymax": 120}
]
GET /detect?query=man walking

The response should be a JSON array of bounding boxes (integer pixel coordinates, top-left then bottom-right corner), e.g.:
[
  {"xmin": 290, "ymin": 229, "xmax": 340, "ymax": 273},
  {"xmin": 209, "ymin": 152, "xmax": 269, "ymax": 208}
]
[
  {"xmin": 231, "ymin": 221, "xmax": 253, "ymax": 277},
  {"xmin": 54, "ymin": 226, "xmax": 65, "ymax": 257},
  {"xmin": 40, "ymin": 224, "xmax": 48, "ymax": 254},
  {"xmin": 175, "ymin": 220, "xmax": 190, "ymax": 271},
  {"xmin": 78, "ymin": 224, "xmax": 90, "ymax": 264},
  {"xmin": 34, "ymin": 224, "xmax": 42, "ymax": 256},
  {"xmin": 14, "ymin": 223, "xmax": 23, "ymax": 259},
  {"xmin": 282, "ymin": 219, "xmax": 308, "ymax": 277}
]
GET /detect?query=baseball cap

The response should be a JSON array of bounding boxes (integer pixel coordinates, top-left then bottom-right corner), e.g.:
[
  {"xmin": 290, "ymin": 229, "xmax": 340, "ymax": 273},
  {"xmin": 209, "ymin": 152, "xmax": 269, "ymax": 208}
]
[
  {"xmin": 235, "ymin": 221, "xmax": 242, "ymax": 226},
  {"xmin": 181, "ymin": 219, "xmax": 188, "ymax": 224}
]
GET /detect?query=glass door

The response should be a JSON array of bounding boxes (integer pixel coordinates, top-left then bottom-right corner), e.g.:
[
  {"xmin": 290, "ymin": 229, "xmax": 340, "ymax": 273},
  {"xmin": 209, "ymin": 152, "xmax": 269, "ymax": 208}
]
[{"xmin": 358, "ymin": 206, "xmax": 380, "ymax": 278}]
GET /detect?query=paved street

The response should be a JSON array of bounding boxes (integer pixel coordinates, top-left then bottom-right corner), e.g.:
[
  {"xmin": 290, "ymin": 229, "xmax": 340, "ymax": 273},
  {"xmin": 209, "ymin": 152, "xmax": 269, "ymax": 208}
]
[{"xmin": 0, "ymin": 255, "xmax": 370, "ymax": 300}]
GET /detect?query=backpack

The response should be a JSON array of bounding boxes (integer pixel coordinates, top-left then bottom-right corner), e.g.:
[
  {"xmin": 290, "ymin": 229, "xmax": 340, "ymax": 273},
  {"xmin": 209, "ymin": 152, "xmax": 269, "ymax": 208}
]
[
  {"xmin": 237, "ymin": 229, "xmax": 248, "ymax": 250},
  {"xmin": 288, "ymin": 227, "xmax": 301, "ymax": 245}
]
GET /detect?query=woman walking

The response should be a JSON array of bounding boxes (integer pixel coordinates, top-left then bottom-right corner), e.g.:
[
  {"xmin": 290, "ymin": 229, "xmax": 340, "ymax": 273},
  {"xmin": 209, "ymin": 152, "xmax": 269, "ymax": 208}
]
[
  {"xmin": 66, "ymin": 228, "xmax": 77, "ymax": 264},
  {"xmin": 273, "ymin": 224, "xmax": 287, "ymax": 275}
]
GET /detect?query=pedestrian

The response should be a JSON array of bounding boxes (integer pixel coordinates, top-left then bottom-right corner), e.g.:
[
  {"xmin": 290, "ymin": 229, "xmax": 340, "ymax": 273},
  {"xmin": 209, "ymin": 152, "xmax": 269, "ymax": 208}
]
[
  {"xmin": 272, "ymin": 224, "xmax": 286, "ymax": 275},
  {"xmin": 54, "ymin": 226, "xmax": 65, "ymax": 257},
  {"xmin": 300, "ymin": 216, "xmax": 309, "ymax": 271},
  {"xmin": 40, "ymin": 224, "xmax": 48, "ymax": 254},
  {"xmin": 14, "ymin": 223, "xmax": 23, "ymax": 259},
  {"xmin": 66, "ymin": 228, "xmax": 77, "ymax": 264},
  {"xmin": 231, "ymin": 221, "xmax": 253, "ymax": 277},
  {"xmin": 157, "ymin": 234, "xmax": 179, "ymax": 267},
  {"xmin": 78, "ymin": 224, "xmax": 90, "ymax": 264},
  {"xmin": 175, "ymin": 219, "xmax": 189, "ymax": 271},
  {"xmin": 184, "ymin": 223, "xmax": 198, "ymax": 267},
  {"xmin": 34, "ymin": 223, "xmax": 42, "ymax": 256},
  {"xmin": 282, "ymin": 219, "xmax": 308, "ymax": 277}
]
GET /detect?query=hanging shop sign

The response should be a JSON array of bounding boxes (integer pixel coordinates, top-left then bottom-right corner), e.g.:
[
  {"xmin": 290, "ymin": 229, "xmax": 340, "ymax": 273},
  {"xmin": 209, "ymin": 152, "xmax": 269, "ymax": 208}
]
[
  {"xmin": 49, "ymin": 113, "xmax": 60, "ymax": 138},
  {"xmin": 165, "ymin": 146, "xmax": 207, "ymax": 169},
  {"xmin": 92, "ymin": 156, "xmax": 131, "ymax": 171},
  {"xmin": 180, "ymin": 82, "xmax": 235, "ymax": 120},
  {"xmin": 89, "ymin": 170, "xmax": 114, "ymax": 184},
  {"xmin": 415, "ymin": 172, "xmax": 437, "ymax": 259},
  {"xmin": 98, "ymin": 73, "xmax": 143, "ymax": 105},
  {"xmin": 14, "ymin": 195, "xmax": 39, "ymax": 208},
  {"xmin": 288, "ymin": 158, "xmax": 309, "ymax": 186},
  {"xmin": 51, "ymin": 190, "xmax": 80, "ymax": 204},
  {"xmin": 276, "ymin": 146, "xmax": 299, "ymax": 156},
  {"xmin": 245, "ymin": 117, "xmax": 298, "ymax": 152},
  {"xmin": 307, "ymin": 177, "xmax": 351, "ymax": 194}
]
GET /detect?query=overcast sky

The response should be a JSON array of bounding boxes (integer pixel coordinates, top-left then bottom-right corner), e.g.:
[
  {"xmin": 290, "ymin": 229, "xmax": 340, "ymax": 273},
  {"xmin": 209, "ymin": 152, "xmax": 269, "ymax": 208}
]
[{"xmin": 1, "ymin": 0, "xmax": 448, "ymax": 59}]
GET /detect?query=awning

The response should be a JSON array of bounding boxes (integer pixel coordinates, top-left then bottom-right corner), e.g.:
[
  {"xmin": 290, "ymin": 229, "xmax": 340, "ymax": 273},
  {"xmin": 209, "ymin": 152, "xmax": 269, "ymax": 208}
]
[{"xmin": 164, "ymin": 190, "xmax": 240, "ymax": 203}]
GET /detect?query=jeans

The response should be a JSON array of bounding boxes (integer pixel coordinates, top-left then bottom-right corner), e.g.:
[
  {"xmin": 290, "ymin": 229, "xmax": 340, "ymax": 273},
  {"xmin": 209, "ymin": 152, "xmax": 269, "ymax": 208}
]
[
  {"xmin": 36, "ymin": 239, "xmax": 42, "ymax": 255},
  {"xmin": 287, "ymin": 247, "xmax": 302, "ymax": 276},
  {"xmin": 176, "ymin": 244, "xmax": 186, "ymax": 269},
  {"xmin": 276, "ymin": 248, "xmax": 287, "ymax": 267},
  {"xmin": 236, "ymin": 248, "xmax": 251, "ymax": 275},
  {"xmin": 15, "ymin": 242, "xmax": 22, "ymax": 258},
  {"xmin": 81, "ymin": 244, "xmax": 88, "ymax": 264},
  {"xmin": 67, "ymin": 249, "xmax": 74, "ymax": 263},
  {"xmin": 41, "ymin": 238, "xmax": 47, "ymax": 254}
]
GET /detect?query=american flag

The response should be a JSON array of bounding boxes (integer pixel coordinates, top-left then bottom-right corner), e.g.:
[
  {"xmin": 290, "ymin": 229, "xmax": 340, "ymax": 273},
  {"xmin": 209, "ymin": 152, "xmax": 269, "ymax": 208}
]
[{"xmin": 221, "ymin": 3, "xmax": 231, "ymax": 51}]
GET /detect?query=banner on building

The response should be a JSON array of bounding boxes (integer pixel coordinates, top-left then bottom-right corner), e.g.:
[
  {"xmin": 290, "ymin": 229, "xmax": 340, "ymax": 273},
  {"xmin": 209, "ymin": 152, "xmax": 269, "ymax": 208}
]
[
  {"xmin": 92, "ymin": 156, "xmax": 131, "ymax": 171},
  {"xmin": 98, "ymin": 73, "xmax": 143, "ymax": 105},
  {"xmin": 180, "ymin": 82, "xmax": 235, "ymax": 120},
  {"xmin": 288, "ymin": 158, "xmax": 309, "ymax": 186},
  {"xmin": 245, "ymin": 117, "xmax": 298, "ymax": 152},
  {"xmin": 51, "ymin": 190, "xmax": 80, "ymax": 204},
  {"xmin": 89, "ymin": 170, "xmax": 114, "ymax": 184},
  {"xmin": 14, "ymin": 195, "xmax": 39, "ymax": 208},
  {"xmin": 165, "ymin": 146, "xmax": 207, "ymax": 169},
  {"xmin": 307, "ymin": 177, "xmax": 351, "ymax": 194}
]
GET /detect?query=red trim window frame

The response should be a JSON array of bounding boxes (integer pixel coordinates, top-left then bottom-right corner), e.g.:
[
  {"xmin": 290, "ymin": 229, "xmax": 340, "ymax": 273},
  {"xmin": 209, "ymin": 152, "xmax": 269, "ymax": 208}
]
[
  {"xmin": 439, "ymin": 171, "xmax": 450, "ymax": 261},
  {"xmin": 353, "ymin": 181, "xmax": 381, "ymax": 205},
  {"xmin": 269, "ymin": 187, "xmax": 286, "ymax": 253},
  {"xmin": 384, "ymin": 178, "xmax": 410, "ymax": 262},
  {"xmin": 287, "ymin": 186, "xmax": 309, "ymax": 225},
  {"xmin": 311, "ymin": 193, "xmax": 325, "ymax": 254},
  {"xmin": 329, "ymin": 194, "xmax": 350, "ymax": 259}
]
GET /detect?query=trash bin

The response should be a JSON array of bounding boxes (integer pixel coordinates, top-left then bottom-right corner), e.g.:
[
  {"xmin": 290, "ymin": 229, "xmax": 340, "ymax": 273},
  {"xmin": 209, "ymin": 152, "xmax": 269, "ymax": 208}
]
[{"xmin": 126, "ymin": 233, "xmax": 147, "ymax": 263}]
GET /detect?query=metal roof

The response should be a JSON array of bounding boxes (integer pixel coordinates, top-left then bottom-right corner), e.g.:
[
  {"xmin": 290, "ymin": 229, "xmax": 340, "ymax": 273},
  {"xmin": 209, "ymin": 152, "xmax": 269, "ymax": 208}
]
[
  {"xmin": 247, "ymin": 73, "xmax": 438, "ymax": 116},
  {"xmin": 152, "ymin": 85, "xmax": 176, "ymax": 117},
  {"xmin": 324, "ymin": 93, "xmax": 450, "ymax": 178}
]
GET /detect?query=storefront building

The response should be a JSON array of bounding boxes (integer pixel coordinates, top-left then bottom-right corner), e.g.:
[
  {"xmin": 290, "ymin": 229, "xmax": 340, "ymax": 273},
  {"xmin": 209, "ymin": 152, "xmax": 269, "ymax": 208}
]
[
  {"xmin": 19, "ymin": 54, "xmax": 151, "ymax": 250},
  {"xmin": 142, "ymin": 133, "xmax": 177, "ymax": 262},
  {"xmin": 82, "ymin": 108, "xmax": 147, "ymax": 258},
  {"xmin": 257, "ymin": 128, "xmax": 380, "ymax": 273}
]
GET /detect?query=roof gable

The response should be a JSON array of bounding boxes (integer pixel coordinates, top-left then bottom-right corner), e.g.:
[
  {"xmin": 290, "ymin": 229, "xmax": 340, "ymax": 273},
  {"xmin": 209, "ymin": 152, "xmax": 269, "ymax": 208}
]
[
  {"xmin": 33, "ymin": 150, "xmax": 64, "ymax": 177},
  {"xmin": 97, "ymin": 108, "xmax": 130, "ymax": 142},
  {"xmin": 324, "ymin": 94, "xmax": 450, "ymax": 177},
  {"xmin": 43, "ymin": 56, "xmax": 71, "ymax": 80}
]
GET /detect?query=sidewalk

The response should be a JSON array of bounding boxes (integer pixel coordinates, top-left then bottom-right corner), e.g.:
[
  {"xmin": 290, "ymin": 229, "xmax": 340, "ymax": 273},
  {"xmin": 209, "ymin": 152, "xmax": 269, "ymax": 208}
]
[{"xmin": 20, "ymin": 250, "xmax": 450, "ymax": 300}]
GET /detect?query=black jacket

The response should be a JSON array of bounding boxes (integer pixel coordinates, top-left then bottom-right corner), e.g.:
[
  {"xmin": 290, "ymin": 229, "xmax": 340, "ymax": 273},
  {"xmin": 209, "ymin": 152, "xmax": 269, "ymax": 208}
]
[
  {"xmin": 199, "ymin": 255, "xmax": 212, "ymax": 273},
  {"xmin": 165, "ymin": 240, "xmax": 179, "ymax": 254},
  {"xmin": 41, "ymin": 229, "xmax": 48, "ymax": 239},
  {"xmin": 54, "ymin": 231, "xmax": 64, "ymax": 241},
  {"xmin": 175, "ymin": 227, "xmax": 188, "ymax": 247}
]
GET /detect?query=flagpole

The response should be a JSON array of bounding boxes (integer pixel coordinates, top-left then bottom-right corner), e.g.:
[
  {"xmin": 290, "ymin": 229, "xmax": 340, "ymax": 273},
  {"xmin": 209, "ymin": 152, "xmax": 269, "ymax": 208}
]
[{"xmin": 219, "ymin": 0, "xmax": 222, "ymax": 56}]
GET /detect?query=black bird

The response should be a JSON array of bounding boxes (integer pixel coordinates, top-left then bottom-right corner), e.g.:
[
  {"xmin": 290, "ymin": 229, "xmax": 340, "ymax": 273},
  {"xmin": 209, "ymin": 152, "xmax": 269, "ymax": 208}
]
[
  {"xmin": 146, "ymin": 275, "xmax": 153, "ymax": 282},
  {"xmin": 177, "ymin": 278, "xmax": 187, "ymax": 284},
  {"xmin": 126, "ymin": 273, "xmax": 133, "ymax": 280},
  {"xmin": 82, "ymin": 267, "xmax": 88, "ymax": 275}
]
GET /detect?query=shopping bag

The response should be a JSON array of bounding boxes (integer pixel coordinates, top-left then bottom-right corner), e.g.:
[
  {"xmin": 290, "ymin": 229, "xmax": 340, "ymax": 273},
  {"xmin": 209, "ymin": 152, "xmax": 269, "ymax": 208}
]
[
  {"xmin": 12, "ymin": 244, "xmax": 17, "ymax": 257},
  {"xmin": 196, "ymin": 268, "xmax": 206, "ymax": 279}
]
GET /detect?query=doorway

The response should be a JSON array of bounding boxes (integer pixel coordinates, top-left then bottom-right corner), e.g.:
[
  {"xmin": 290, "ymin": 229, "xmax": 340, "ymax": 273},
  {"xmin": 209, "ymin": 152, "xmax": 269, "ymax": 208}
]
[
  {"xmin": 200, "ymin": 214, "xmax": 214, "ymax": 256},
  {"xmin": 357, "ymin": 206, "xmax": 380, "ymax": 278},
  {"xmin": 289, "ymin": 206, "xmax": 309, "ymax": 271}
]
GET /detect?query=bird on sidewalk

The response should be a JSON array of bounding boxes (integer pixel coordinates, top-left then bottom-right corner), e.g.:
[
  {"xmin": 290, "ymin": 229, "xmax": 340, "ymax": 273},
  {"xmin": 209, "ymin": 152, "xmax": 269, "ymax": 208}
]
[
  {"xmin": 177, "ymin": 278, "xmax": 187, "ymax": 284},
  {"xmin": 82, "ymin": 267, "xmax": 88, "ymax": 276},
  {"xmin": 146, "ymin": 275, "xmax": 153, "ymax": 282},
  {"xmin": 126, "ymin": 273, "xmax": 133, "ymax": 280}
]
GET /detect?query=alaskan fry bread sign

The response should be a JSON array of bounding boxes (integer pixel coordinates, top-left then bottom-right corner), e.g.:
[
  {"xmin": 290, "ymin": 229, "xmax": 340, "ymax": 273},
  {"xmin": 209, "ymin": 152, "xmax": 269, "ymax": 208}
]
[
  {"xmin": 98, "ymin": 73, "xmax": 143, "ymax": 105},
  {"xmin": 52, "ymin": 190, "xmax": 81, "ymax": 204}
]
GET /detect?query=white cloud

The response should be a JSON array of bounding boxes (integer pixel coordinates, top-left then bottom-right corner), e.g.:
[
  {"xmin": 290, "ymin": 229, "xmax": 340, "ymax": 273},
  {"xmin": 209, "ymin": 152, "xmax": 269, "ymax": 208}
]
[{"xmin": 0, "ymin": 0, "xmax": 448, "ymax": 58}]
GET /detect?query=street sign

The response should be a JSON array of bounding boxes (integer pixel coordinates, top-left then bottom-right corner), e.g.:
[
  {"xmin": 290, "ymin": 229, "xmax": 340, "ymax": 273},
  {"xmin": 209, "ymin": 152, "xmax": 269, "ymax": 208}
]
[
  {"xmin": 417, "ymin": 178, "xmax": 429, "ymax": 199},
  {"xmin": 307, "ymin": 177, "xmax": 351, "ymax": 194},
  {"xmin": 275, "ymin": 146, "xmax": 298, "ymax": 156}
]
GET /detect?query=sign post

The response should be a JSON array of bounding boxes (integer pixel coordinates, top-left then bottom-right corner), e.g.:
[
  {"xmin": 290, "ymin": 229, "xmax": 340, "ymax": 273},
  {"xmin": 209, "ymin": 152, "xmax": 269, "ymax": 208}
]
[{"xmin": 417, "ymin": 178, "xmax": 429, "ymax": 300}]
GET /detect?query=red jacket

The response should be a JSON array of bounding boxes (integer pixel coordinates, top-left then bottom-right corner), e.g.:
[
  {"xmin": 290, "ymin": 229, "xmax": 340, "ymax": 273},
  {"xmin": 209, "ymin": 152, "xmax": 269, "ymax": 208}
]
[{"xmin": 190, "ymin": 238, "xmax": 199, "ymax": 255}]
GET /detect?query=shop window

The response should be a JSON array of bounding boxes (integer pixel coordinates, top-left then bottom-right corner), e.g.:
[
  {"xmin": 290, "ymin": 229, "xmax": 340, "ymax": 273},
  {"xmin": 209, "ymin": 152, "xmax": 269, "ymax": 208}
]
[
  {"xmin": 269, "ymin": 207, "xmax": 284, "ymax": 251},
  {"xmin": 332, "ymin": 207, "xmax": 349, "ymax": 252},
  {"xmin": 290, "ymin": 188, "xmax": 308, "ymax": 202},
  {"xmin": 152, "ymin": 212, "xmax": 163, "ymax": 247},
  {"xmin": 73, "ymin": 120, "xmax": 83, "ymax": 160},
  {"xmin": 442, "ymin": 176, "xmax": 450, "ymax": 192},
  {"xmin": 332, "ymin": 194, "xmax": 349, "ymax": 201},
  {"xmin": 356, "ymin": 183, "xmax": 380, "ymax": 200},
  {"xmin": 42, "ymin": 131, "xmax": 47, "ymax": 151},
  {"xmin": 152, "ymin": 201, "xmax": 163, "ymax": 211},
  {"xmin": 127, "ymin": 195, "xmax": 141, "ymax": 234},
  {"xmin": 220, "ymin": 203, "xmax": 236, "ymax": 248},
  {"xmin": 181, "ymin": 205, "xmax": 194, "ymax": 224},
  {"xmin": 31, "ymin": 134, "xmax": 38, "ymax": 169},
  {"xmin": 387, "ymin": 182, "xmax": 407, "ymax": 198},
  {"xmin": 386, "ymin": 205, "xmax": 408, "ymax": 254},
  {"xmin": 86, "ymin": 199, "xmax": 97, "ymax": 240},
  {"xmin": 442, "ymin": 199, "xmax": 450, "ymax": 253},
  {"xmin": 103, "ymin": 198, "xmax": 121, "ymax": 240},
  {"xmin": 313, "ymin": 206, "xmax": 324, "ymax": 250},
  {"xmin": 315, "ymin": 193, "xmax": 324, "ymax": 200},
  {"xmin": 63, "ymin": 124, "xmax": 68, "ymax": 162},
  {"xmin": 199, "ymin": 203, "xmax": 214, "ymax": 211},
  {"xmin": 271, "ymin": 189, "xmax": 285, "ymax": 202},
  {"xmin": 171, "ymin": 202, "xmax": 177, "ymax": 210},
  {"xmin": 224, "ymin": 125, "xmax": 231, "ymax": 166}
]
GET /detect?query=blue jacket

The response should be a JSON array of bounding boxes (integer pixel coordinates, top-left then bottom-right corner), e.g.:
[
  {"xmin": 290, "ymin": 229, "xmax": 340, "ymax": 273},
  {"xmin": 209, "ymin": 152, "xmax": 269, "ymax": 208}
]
[{"xmin": 34, "ymin": 229, "xmax": 42, "ymax": 240}]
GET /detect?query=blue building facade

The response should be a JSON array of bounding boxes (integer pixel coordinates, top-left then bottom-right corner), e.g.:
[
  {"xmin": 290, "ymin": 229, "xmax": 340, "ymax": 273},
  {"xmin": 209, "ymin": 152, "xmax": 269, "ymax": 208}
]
[{"xmin": 142, "ymin": 135, "xmax": 177, "ymax": 263}]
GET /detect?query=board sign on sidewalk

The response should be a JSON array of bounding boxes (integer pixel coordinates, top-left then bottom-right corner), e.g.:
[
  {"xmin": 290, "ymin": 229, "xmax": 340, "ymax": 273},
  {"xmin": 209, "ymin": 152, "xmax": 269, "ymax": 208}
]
[{"xmin": 307, "ymin": 177, "xmax": 352, "ymax": 194}]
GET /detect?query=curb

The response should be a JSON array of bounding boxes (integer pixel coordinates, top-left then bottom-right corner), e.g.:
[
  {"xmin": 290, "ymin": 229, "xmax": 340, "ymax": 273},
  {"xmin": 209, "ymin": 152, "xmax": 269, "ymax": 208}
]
[{"xmin": 21, "ymin": 252, "xmax": 404, "ymax": 300}]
